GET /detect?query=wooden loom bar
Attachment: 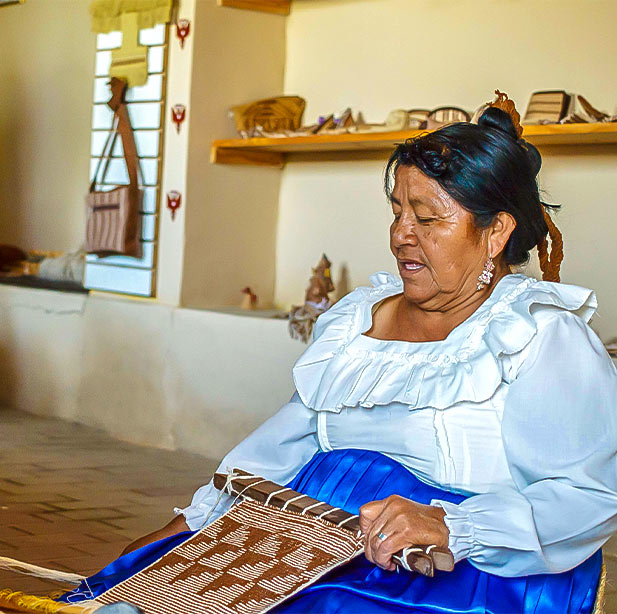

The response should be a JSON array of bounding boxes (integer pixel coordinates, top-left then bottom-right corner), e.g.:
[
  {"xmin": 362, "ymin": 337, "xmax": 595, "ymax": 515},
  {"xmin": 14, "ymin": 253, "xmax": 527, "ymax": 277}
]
[{"xmin": 213, "ymin": 469, "xmax": 455, "ymax": 577}]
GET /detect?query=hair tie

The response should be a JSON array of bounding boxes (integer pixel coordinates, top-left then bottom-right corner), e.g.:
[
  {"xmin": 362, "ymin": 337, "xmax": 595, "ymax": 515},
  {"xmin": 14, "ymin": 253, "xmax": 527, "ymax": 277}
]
[{"xmin": 537, "ymin": 208, "xmax": 563, "ymax": 282}]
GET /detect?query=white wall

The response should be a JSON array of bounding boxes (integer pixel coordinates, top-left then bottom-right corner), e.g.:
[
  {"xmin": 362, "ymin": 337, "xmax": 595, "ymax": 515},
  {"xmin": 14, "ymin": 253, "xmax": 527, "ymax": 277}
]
[
  {"xmin": 0, "ymin": 286, "xmax": 303, "ymax": 459},
  {"xmin": 181, "ymin": 0, "xmax": 287, "ymax": 310},
  {"xmin": 0, "ymin": 0, "xmax": 95, "ymax": 252},
  {"xmin": 276, "ymin": 0, "xmax": 617, "ymax": 341}
]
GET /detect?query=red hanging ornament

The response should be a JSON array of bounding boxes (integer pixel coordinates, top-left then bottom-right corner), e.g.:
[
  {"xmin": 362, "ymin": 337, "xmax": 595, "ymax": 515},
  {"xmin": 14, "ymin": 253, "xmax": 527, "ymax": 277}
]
[
  {"xmin": 176, "ymin": 19, "xmax": 190, "ymax": 49},
  {"xmin": 167, "ymin": 190, "xmax": 182, "ymax": 220},
  {"xmin": 171, "ymin": 104, "xmax": 186, "ymax": 133}
]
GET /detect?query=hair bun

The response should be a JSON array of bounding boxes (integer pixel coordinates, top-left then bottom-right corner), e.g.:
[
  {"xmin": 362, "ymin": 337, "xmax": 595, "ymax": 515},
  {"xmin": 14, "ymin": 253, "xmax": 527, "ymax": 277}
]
[
  {"xmin": 478, "ymin": 106, "xmax": 519, "ymax": 141},
  {"xmin": 478, "ymin": 104, "xmax": 541, "ymax": 177},
  {"xmin": 523, "ymin": 141, "xmax": 542, "ymax": 177}
]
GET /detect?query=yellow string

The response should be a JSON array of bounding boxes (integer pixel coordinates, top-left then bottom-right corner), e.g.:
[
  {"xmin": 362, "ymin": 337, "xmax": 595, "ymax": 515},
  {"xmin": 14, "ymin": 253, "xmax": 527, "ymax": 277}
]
[{"xmin": 0, "ymin": 588, "xmax": 96, "ymax": 613}]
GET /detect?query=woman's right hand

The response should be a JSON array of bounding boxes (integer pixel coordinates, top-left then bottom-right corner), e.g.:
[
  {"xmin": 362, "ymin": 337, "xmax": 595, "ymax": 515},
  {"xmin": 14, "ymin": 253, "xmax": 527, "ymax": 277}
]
[{"xmin": 121, "ymin": 514, "xmax": 190, "ymax": 556}]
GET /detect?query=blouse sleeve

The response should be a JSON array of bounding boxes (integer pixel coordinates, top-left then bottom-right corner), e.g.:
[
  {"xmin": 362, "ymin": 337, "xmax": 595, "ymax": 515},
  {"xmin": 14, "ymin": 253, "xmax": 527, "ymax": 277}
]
[
  {"xmin": 175, "ymin": 392, "xmax": 319, "ymax": 530},
  {"xmin": 432, "ymin": 310, "xmax": 617, "ymax": 576}
]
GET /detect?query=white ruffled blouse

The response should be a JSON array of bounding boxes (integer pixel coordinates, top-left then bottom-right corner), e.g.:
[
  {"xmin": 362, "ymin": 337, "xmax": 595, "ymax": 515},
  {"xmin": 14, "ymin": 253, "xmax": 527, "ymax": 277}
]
[{"xmin": 177, "ymin": 273, "xmax": 617, "ymax": 577}]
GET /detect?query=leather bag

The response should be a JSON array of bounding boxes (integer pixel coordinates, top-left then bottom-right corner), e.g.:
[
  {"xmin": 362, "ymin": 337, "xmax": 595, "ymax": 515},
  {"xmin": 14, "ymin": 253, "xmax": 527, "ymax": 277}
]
[{"xmin": 86, "ymin": 78, "xmax": 142, "ymax": 257}]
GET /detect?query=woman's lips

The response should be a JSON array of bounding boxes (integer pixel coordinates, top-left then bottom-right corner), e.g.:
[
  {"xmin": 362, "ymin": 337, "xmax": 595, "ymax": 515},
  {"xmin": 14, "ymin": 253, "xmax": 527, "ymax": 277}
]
[{"xmin": 398, "ymin": 260, "xmax": 425, "ymax": 273}]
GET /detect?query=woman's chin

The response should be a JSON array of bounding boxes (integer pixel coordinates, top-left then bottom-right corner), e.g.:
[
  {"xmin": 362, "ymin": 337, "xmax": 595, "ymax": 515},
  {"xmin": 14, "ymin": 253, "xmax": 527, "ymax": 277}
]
[
  {"xmin": 396, "ymin": 268, "xmax": 431, "ymax": 301},
  {"xmin": 400, "ymin": 281, "xmax": 436, "ymax": 305}
]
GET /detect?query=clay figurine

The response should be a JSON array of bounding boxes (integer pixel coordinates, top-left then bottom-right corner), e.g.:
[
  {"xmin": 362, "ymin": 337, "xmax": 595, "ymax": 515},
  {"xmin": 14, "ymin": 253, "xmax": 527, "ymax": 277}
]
[
  {"xmin": 241, "ymin": 287, "xmax": 258, "ymax": 310},
  {"xmin": 288, "ymin": 254, "xmax": 335, "ymax": 342}
]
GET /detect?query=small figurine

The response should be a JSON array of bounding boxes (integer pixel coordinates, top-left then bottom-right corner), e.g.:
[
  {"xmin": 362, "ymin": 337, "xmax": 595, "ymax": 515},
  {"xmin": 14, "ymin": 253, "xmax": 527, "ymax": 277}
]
[
  {"xmin": 241, "ymin": 286, "xmax": 258, "ymax": 310},
  {"xmin": 288, "ymin": 254, "xmax": 335, "ymax": 342}
]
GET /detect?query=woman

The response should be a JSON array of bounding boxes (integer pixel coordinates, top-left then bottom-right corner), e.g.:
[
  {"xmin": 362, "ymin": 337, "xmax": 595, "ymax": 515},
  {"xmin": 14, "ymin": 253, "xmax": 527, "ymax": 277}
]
[{"xmin": 63, "ymin": 102, "xmax": 617, "ymax": 613}]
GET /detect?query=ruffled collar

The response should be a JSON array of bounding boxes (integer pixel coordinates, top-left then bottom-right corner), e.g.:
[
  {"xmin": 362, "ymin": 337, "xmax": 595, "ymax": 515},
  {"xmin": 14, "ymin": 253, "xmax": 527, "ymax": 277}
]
[{"xmin": 292, "ymin": 272, "xmax": 597, "ymax": 412}]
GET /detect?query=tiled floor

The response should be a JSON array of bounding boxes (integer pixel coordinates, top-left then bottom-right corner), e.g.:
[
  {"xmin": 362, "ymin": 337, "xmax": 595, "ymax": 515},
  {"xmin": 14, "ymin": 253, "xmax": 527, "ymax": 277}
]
[
  {"xmin": 0, "ymin": 407, "xmax": 616, "ymax": 612},
  {"xmin": 0, "ymin": 407, "xmax": 217, "ymax": 597}
]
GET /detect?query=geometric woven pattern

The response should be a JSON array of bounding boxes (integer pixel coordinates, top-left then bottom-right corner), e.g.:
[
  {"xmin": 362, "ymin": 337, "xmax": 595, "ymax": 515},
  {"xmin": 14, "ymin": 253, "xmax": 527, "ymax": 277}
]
[{"xmin": 94, "ymin": 500, "xmax": 364, "ymax": 614}]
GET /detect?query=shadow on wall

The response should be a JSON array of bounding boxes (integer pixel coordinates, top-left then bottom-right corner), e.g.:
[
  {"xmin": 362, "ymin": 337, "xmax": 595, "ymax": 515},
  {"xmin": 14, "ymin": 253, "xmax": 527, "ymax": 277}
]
[
  {"xmin": 0, "ymin": 304, "xmax": 18, "ymax": 410},
  {"xmin": 334, "ymin": 263, "xmax": 350, "ymax": 302},
  {"xmin": 0, "ymin": 75, "xmax": 27, "ymax": 246}
]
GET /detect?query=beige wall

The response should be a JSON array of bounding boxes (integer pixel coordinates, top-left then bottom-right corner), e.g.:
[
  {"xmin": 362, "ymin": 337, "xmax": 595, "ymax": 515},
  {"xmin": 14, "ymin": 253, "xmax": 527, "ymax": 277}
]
[
  {"xmin": 0, "ymin": 0, "xmax": 615, "ymax": 458},
  {"xmin": 277, "ymin": 0, "xmax": 617, "ymax": 341},
  {"xmin": 0, "ymin": 285, "xmax": 303, "ymax": 459},
  {"xmin": 0, "ymin": 0, "xmax": 95, "ymax": 251},
  {"xmin": 180, "ymin": 1, "xmax": 286, "ymax": 309}
]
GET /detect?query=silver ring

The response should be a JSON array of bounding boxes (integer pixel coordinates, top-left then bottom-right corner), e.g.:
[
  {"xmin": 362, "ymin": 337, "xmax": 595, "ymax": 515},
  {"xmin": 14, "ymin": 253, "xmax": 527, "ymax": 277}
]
[{"xmin": 377, "ymin": 532, "xmax": 387, "ymax": 541}]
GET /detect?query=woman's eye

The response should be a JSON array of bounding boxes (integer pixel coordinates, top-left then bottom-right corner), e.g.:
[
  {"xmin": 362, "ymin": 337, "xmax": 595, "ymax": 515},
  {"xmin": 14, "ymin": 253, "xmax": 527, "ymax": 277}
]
[{"xmin": 416, "ymin": 217, "xmax": 436, "ymax": 224}]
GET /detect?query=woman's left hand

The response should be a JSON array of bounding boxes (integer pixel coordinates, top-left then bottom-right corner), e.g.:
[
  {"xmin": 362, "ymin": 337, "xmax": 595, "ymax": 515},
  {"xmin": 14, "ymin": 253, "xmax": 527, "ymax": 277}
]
[{"xmin": 359, "ymin": 495, "xmax": 450, "ymax": 571}]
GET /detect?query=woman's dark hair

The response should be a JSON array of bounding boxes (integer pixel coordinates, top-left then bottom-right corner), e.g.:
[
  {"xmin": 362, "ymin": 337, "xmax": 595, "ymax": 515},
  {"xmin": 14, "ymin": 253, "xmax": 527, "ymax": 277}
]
[{"xmin": 385, "ymin": 106, "xmax": 557, "ymax": 266}]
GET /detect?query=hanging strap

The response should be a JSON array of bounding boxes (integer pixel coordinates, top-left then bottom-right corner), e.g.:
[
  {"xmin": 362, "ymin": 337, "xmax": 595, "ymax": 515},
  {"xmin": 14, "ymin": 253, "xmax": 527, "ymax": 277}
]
[
  {"xmin": 89, "ymin": 115, "xmax": 120, "ymax": 192},
  {"xmin": 107, "ymin": 77, "xmax": 141, "ymax": 190}
]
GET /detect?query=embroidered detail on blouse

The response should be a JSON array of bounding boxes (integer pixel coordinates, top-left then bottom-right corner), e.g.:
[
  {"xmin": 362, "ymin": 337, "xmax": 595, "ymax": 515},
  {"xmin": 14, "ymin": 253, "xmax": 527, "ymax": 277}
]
[{"xmin": 292, "ymin": 272, "xmax": 597, "ymax": 412}]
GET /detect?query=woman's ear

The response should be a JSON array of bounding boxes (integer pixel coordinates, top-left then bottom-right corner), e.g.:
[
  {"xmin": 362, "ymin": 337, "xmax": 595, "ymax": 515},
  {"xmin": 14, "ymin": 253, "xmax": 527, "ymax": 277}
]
[{"xmin": 488, "ymin": 212, "xmax": 516, "ymax": 258}]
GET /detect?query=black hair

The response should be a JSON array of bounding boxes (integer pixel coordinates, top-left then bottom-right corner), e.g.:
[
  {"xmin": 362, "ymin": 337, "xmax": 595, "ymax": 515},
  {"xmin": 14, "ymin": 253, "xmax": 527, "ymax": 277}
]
[{"xmin": 384, "ymin": 106, "xmax": 557, "ymax": 266}]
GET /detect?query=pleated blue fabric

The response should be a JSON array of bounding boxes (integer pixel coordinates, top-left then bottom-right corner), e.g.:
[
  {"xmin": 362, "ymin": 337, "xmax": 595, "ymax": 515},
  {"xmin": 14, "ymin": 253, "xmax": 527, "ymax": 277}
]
[
  {"xmin": 272, "ymin": 449, "xmax": 601, "ymax": 614},
  {"xmin": 61, "ymin": 449, "xmax": 601, "ymax": 613}
]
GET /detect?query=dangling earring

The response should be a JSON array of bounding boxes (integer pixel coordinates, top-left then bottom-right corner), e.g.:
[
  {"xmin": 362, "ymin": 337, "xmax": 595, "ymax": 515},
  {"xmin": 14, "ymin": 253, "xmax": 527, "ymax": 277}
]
[{"xmin": 477, "ymin": 257, "xmax": 495, "ymax": 291}]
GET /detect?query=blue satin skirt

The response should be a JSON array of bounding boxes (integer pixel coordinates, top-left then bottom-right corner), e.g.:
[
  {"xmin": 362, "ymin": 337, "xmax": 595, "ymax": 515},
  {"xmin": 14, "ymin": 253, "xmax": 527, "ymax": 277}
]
[{"xmin": 61, "ymin": 449, "xmax": 601, "ymax": 613}]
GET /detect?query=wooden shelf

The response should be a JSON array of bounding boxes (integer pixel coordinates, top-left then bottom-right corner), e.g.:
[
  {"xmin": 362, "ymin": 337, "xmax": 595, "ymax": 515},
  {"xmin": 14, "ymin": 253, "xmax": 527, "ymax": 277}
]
[
  {"xmin": 211, "ymin": 122, "xmax": 617, "ymax": 167},
  {"xmin": 217, "ymin": 0, "xmax": 290, "ymax": 15}
]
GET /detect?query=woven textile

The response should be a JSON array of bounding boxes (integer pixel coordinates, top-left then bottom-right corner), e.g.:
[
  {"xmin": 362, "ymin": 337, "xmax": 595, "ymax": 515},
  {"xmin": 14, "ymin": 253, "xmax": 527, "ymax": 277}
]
[{"xmin": 93, "ymin": 500, "xmax": 363, "ymax": 614}]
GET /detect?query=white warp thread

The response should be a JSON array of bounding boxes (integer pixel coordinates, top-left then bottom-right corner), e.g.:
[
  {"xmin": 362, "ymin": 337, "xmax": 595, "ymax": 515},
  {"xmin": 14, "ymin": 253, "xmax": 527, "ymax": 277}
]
[{"xmin": 0, "ymin": 555, "xmax": 85, "ymax": 585}]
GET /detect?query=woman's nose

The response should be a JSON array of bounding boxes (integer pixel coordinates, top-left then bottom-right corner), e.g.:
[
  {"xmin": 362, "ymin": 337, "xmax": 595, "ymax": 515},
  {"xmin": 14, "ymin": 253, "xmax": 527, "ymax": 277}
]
[{"xmin": 391, "ymin": 215, "xmax": 419, "ymax": 247}]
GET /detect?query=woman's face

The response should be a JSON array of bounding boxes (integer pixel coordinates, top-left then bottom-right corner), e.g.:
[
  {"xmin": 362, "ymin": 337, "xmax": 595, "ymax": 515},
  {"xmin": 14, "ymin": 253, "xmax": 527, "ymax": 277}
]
[{"xmin": 389, "ymin": 165, "xmax": 489, "ymax": 309}]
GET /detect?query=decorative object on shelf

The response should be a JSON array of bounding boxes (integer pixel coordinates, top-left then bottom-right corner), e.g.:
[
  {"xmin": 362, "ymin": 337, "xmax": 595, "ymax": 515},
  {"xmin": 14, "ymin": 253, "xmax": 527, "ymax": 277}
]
[
  {"xmin": 89, "ymin": 0, "xmax": 173, "ymax": 87},
  {"xmin": 560, "ymin": 94, "xmax": 611, "ymax": 124},
  {"xmin": 306, "ymin": 108, "xmax": 372, "ymax": 135},
  {"xmin": 355, "ymin": 109, "xmax": 416, "ymax": 133},
  {"xmin": 86, "ymin": 77, "xmax": 143, "ymax": 257},
  {"xmin": 240, "ymin": 286, "xmax": 258, "ymax": 310},
  {"xmin": 357, "ymin": 106, "xmax": 469, "ymax": 133},
  {"xmin": 166, "ymin": 190, "xmax": 181, "ymax": 220},
  {"xmin": 424, "ymin": 106, "xmax": 471, "ymax": 130},
  {"xmin": 524, "ymin": 90, "xmax": 615, "ymax": 125},
  {"xmin": 523, "ymin": 90, "xmax": 571, "ymax": 125},
  {"xmin": 230, "ymin": 95, "xmax": 306, "ymax": 138},
  {"xmin": 229, "ymin": 100, "xmax": 472, "ymax": 140},
  {"xmin": 171, "ymin": 104, "xmax": 186, "ymax": 133},
  {"xmin": 175, "ymin": 18, "xmax": 191, "ymax": 48},
  {"xmin": 288, "ymin": 254, "xmax": 335, "ymax": 343},
  {"xmin": 305, "ymin": 106, "xmax": 470, "ymax": 136}
]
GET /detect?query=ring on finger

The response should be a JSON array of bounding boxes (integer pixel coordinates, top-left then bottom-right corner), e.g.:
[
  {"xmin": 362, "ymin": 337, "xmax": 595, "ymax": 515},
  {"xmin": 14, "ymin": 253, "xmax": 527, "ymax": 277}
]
[{"xmin": 377, "ymin": 532, "xmax": 387, "ymax": 541}]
